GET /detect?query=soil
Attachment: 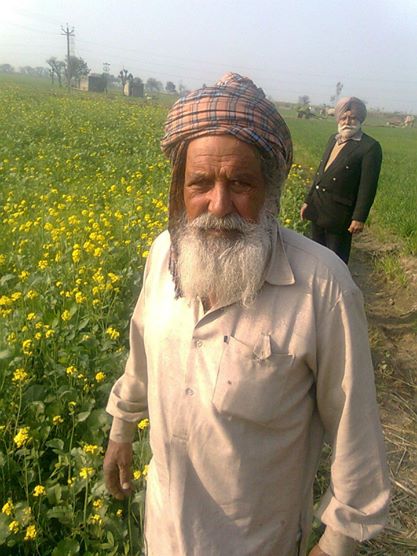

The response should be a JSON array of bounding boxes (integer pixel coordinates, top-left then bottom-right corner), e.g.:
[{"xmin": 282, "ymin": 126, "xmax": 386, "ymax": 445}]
[{"xmin": 349, "ymin": 231, "xmax": 417, "ymax": 554}]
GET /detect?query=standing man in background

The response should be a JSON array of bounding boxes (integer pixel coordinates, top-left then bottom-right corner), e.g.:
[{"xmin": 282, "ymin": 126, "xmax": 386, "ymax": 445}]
[
  {"xmin": 104, "ymin": 76, "xmax": 389, "ymax": 556},
  {"xmin": 300, "ymin": 97, "xmax": 382, "ymax": 263}
]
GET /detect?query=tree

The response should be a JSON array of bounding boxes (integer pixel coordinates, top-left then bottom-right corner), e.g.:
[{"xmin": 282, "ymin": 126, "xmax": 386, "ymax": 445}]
[
  {"xmin": 298, "ymin": 95, "xmax": 310, "ymax": 105},
  {"xmin": 178, "ymin": 82, "xmax": 190, "ymax": 96},
  {"xmin": 165, "ymin": 81, "xmax": 177, "ymax": 94},
  {"xmin": 145, "ymin": 78, "xmax": 163, "ymax": 93},
  {"xmin": 330, "ymin": 82, "xmax": 343, "ymax": 104},
  {"xmin": 119, "ymin": 69, "xmax": 133, "ymax": 93},
  {"xmin": 66, "ymin": 56, "xmax": 90, "ymax": 85},
  {"xmin": 46, "ymin": 57, "xmax": 65, "ymax": 86},
  {"xmin": 0, "ymin": 64, "xmax": 14, "ymax": 73}
]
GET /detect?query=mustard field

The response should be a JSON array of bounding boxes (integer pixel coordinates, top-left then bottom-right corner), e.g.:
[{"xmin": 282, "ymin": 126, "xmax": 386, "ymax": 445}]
[{"xmin": 0, "ymin": 79, "xmax": 310, "ymax": 555}]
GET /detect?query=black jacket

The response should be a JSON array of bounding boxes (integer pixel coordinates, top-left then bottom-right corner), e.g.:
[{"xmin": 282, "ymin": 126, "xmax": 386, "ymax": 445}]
[{"xmin": 304, "ymin": 133, "xmax": 382, "ymax": 233}]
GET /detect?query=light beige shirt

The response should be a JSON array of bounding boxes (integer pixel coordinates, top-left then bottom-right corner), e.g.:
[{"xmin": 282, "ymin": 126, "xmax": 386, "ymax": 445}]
[{"xmin": 107, "ymin": 225, "xmax": 390, "ymax": 556}]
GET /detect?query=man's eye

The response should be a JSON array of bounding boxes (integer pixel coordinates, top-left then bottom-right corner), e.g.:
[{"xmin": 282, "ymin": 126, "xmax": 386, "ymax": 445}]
[{"xmin": 231, "ymin": 180, "xmax": 250, "ymax": 190}]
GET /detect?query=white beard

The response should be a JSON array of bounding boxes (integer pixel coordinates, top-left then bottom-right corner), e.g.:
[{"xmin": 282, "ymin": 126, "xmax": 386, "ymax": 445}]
[
  {"xmin": 176, "ymin": 211, "xmax": 275, "ymax": 308},
  {"xmin": 337, "ymin": 122, "xmax": 361, "ymax": 140}
]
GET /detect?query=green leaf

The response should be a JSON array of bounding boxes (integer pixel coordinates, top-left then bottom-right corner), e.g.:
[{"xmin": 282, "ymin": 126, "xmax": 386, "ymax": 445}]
[
  {"xmin": 0, "ymin": 350, "xmax": 12, "ymax": 360},
  {"xmin": 46, "ymin": 505, "xmax": 74, "ymax": 525},
  {"xmin": 86, "ymin": 408, "xmax": 110, "ymax": 429},
  {"xmin": 47, "ymin": 483, "xmax": 62, "ymax": 505},
  {"xmin": 0, "ymin": 514, "xmax": 10, "ymax": 545},
  {"xmin": 0, "ymin": 274, "xmax": 15, "ymax": 286},
  {"xmin": 46, "ymin": 438, "xmax": 65, "ymax": 452},
  {"xmin": 23, "ymin": 384, "xmax": 47, "ymax": 402},
  {"xmin": 51, "ymin": 538, "xmax": 80, "ymax": 556},
  {"xmin": 76, "ymin": 409, "xmax": 91, "ymax": 422}
]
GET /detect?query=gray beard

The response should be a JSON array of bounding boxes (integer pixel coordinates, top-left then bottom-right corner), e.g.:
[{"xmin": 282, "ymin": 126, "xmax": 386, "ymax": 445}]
[
  {"xmin": 337, "ymin": 122, "xmax": 361, "ymax": 140},
  {"xmin": 176, "ymin": 211, "xmax": 275, "ymax": 308}
]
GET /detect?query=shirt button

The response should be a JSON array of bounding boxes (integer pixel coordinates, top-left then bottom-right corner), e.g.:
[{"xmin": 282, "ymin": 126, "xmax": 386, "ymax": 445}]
[
  {"xmin": 345, "ymin": 165, "xmax": 349, "ymax": 169},
  {"xmin": 322, "ymin": 187, "xmax": 326, "ymax": 192},
  {"xmin": 185, "ymin": 388, "xmax": 194, "ymax": 396},
  {"xmin": 315, "ymin": 185, "xmax": 319, "ymax": 189},
  {"xmin": 195, "ymin": 339, "xmax": 203, "ymax": 347},
  {"xmin": 332, "ymin": 177, "xmax": 337, "ymax": 181}
]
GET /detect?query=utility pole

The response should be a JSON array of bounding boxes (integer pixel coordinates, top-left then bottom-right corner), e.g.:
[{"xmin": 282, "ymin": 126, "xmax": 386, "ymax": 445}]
[{"xmin": 61, "ymin": 24, "xmax": 75, "ymax": 91}]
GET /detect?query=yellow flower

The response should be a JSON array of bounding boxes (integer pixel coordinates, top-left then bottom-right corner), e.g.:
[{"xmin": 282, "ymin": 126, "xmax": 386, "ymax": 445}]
[
  {"xmin": 9, "ymin": 520, "xmax": 20, "ymax": 534},
  {"xmin": 38, "ymin": 259, "xmax": 48, "ymax": 270},
  {"xmin": 26, "ymin": 290, "xmax": 38, "ymax": 300},
  {"xmin": 33, "ymin": 485, "xmax": 46, "ymax": 497},
  {"xmin": 107, "ymin": 272, "xmax": 120, "ymax": 283},
  {"xmin": 11, "ymin": 291, "xmax": 23, "ymax": 301},
  {"xmin": 142, "ymin": 250, "xmax": 149, "ymax": 258},
  {"xmin": 83, "ymin": 444, "xmax": 101, "ymax": 455},
  {"xmin": 27, "ymin": 312, "xmax": 36, "ymax": 321},
  {"xmin": 12, "ymin": 368, "xmax": 29, "ymax": 384},
  {"xmin": 105, "ymin": 327, "xmax": 119, "ymax": 340},
  {"xmin": 89, "ymin": 513, "xmax": 103, "ymax": 525},
  {"xmin": 142, "ymin": 464, "xmax": 149, "ymax": 478},
  {"xmin": 66, "ymin": 365, "xmax": 77, "ymax": 376},
  {"xmin": 45, "ymin": 329, "xmax": 55, "ymax": 338},
  {"xmin": 79, "ymin": 466, "xmax": 95, "ymax": 479},
  {"xmin": 93, "ymin": 498, "xmax": 103, "ymax": 509},
  {"xmin": 75, "ymin": 291, "xmax": 86, "ymax": 304},
  {"xmin": 61, "ymin": 310, "xmax": 71, "ymax": 321},
  {"xmin": 138, "ymin": 418, "xmax": 150, "ymax": 430},
  {"xmin": 0, "ymin": 295, "xmax": 12, "ymax": 306},
  {"xmin": 2, "ymin": 500, "xmax": 14, "ymax": 515},
  {"xmin": 52, "ymin": 415, "xmax": 64, "ymax": 425},
  {"xmin": 24, "ymin": 524, "xmax": 37, "ymax": 541},
  {"xmin": 19, "ymin": 270, "xmax": 30, "ymax": 281},
  {"xmin": 72, "ymin": 248, "xmax": 81, "ymax": 263},
  {"xmin": 95, "ymin": 371, "xmax": 105, "ymax": 383},
  {"xmin": 14, "ymin": 426, "xmax": 30, "ymax": 448},
  {"xmin": 22, "ymin": 339, "xmax": 33, "ymax": 355},
  {"xmin": 116, "ymin": 509, "xmax": 123, "ymax": 518},
  {"xmin": 133, "ymin": 470, "xmax": 142, "ymax": 480}
]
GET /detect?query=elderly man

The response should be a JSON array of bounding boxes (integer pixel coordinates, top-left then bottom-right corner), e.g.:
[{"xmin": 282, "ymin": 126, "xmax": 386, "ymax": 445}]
[
  {"xmin": 104, "ymin": 75, "xmax": 389, "ymax": 556},
  {"xmin": 300, "ymin": 97, "xmax": 382, "ymax": 263}
]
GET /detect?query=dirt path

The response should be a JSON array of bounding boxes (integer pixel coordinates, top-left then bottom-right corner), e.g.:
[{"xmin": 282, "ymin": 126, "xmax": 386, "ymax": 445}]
[{"xmin": 349, "ymin": 231, "xmax": 417, "ymax": 555}]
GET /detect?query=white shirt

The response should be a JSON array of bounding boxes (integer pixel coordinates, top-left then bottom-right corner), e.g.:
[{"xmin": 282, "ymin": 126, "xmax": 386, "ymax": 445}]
[{"xmin": 107, "ymin": 224, "xmax": 390, "ymax": 556}]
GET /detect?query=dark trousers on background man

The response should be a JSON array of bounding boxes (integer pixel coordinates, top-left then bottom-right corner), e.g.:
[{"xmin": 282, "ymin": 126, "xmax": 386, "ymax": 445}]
[{"xmin": 311, "ymin": 223, "xmax": 352, "ymax": 264}]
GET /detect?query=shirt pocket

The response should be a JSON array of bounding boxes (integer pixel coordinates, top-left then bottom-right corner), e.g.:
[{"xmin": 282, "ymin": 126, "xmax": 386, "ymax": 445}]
[{"xmin": 212, "ymin": 335, "xmax": 294, "ymax": 426}]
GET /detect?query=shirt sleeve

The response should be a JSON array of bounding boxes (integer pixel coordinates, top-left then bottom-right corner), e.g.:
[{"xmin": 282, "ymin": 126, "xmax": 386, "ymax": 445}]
[
  {"xmin": 106, "ymin": 256, "xmax": 151, "ymax": 437},
  {"xmin": 319, "ymin": 526, "xmax": 356, "ymax": 555},
  {"xmin": 314, "ymin": 288, "xmax": 390, "ymax": 542},
  {"xmin": 351, "ymin": 141, "xmax": 382, "ymax": 222}
]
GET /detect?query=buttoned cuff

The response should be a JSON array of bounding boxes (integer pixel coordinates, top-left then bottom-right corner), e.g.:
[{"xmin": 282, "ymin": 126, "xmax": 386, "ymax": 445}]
[
  {"xmin": 319, "ymin": 526, "xmax": 356, "ymax": 555},
  {"xmin": 109, "ymin": 417, "xmax": 137, "ymax": 443}
]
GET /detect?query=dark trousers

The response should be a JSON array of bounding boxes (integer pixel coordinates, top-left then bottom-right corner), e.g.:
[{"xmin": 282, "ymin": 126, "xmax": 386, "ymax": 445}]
[{"xmin": 311, "ymin": 222, "xmax": 352, "ymax": 264}]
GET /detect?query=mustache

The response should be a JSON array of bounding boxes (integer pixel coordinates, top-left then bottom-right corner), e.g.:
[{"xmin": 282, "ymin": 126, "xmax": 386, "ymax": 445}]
[{"xmin": 188, "ymin": 213, "xmax": 256, "ymax": 233}]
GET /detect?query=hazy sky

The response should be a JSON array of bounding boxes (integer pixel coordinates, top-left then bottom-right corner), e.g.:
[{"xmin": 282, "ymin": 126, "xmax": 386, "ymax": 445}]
[{"xmin": 1, "ymin": 0, "xmax": 417, "ymax": 113}]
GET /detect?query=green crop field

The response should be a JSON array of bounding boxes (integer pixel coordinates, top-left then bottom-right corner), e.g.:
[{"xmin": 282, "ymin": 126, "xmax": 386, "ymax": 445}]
[{"xmin": 0, "ymin": 77, "xmax": 415, "ymax": 555}]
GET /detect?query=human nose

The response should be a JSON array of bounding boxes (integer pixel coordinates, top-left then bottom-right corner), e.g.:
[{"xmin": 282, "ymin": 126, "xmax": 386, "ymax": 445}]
[{"xmin": 207, "ymin": 182, "xmax": 234, "ymax": 217}]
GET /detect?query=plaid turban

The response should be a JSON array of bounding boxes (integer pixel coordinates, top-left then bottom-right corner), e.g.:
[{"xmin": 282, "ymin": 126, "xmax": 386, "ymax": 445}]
[{"xmin": 335, "ymin": 97, "xmax": 367, "ymax": 123}]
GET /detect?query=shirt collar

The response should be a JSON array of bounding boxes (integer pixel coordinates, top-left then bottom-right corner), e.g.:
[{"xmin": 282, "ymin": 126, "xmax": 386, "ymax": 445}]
[{"xmin": 264, "ymin": 222, "xmax": 295, "ymax": 286}]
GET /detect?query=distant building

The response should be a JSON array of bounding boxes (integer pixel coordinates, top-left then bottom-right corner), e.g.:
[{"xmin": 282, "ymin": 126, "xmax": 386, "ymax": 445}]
[
  {"xmin": 79, "ymin": 73, "xmax": 107, "ymax": 93},
  {"xmin": 124, "ymin": 78, "xmax": 144, "ymax": 98}
]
